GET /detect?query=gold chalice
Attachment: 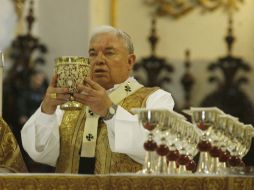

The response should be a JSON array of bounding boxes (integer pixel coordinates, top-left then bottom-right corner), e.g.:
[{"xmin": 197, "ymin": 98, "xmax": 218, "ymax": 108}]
[{"xmin": 55, "ymin": 56, "xmax": 90, "ymax": 110}]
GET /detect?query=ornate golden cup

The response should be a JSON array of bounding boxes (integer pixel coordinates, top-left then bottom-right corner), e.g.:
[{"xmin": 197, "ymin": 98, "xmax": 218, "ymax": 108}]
[{"xmin": 55, "ymin": 56, "xmax": 90, "ymax": 110}]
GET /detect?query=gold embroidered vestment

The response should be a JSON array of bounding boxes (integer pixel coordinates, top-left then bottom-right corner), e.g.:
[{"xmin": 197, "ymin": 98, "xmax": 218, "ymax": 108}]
[
  {"xmin": 0, "ymin": 118, "xmax": 27, "ymax": 172},
  {"xmin": 56, "ymin": 87, "xmax": 158, "ymax": 173}
]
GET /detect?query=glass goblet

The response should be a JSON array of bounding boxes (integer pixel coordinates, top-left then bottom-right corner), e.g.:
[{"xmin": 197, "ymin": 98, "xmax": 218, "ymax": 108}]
[
  {"xmin": 238, "ymin": 124, "xmax": 254, "ymax": 165},
  {"xmin": 183, "ymin": 121, "xmax": 199, "ymax": 173},
  {"xmin": 184, "ymin": 107, "xmax": 223, "ymax": 174},
  {"xmin": 132, "ymin": 108, "xmax": 168, "ymax": 174},
  {"xmin": 228, "ymin": 122, "xmax": 253, "ymax": 167},
  {"xmin": 166, "ymin": 111, "xmax": 186, "ymax": 174},
  {"xmin": 215, "ymin": 115, "xmax": 236, "ymax": 174},
  {"xmin": 225, "ymin": 119, "xmax": 242, "ymax": 167},
  {"xmin": 240, "ymin": 124, "xmax": 254, "ymax": 162}
]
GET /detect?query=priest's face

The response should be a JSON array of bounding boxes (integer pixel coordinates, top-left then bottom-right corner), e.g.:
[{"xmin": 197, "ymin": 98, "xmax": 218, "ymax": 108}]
[{"xmin": 88, "ymin": 32, "xmax": 136, "ymax": 90}]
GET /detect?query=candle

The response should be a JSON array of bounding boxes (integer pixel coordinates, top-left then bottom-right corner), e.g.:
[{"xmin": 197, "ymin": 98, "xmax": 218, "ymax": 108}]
[{"xmin": 0, "ymin": 51, "xmax": 4, "ymax": 117}]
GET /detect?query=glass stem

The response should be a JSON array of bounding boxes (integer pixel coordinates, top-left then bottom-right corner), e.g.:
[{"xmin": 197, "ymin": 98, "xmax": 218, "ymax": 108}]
[{"xmin": 143, "ymin": 151, "xmax": 154, "ymax": 174}]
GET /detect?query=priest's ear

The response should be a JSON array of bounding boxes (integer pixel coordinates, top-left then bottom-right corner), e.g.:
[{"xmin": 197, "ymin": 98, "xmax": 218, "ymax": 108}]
[{"xmin": 127, "ymin": 54, "xmax": 136, "ymax": 70}]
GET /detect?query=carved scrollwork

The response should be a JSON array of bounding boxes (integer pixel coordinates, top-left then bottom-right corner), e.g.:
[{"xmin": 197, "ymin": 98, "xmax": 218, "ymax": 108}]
[{"xmin": 144, "ymin": 0, "xmax": 244, "ymax": 18}]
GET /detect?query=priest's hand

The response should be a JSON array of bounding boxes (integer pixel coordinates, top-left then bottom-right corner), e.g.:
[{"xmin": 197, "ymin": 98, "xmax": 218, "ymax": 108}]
[
  {"xmin": 73, "ymin": 78, "xmax": 112, "ymax": 117},
  {"xmin": 41, "ymin": 74, "xmax": 70, "ymax": 114}
]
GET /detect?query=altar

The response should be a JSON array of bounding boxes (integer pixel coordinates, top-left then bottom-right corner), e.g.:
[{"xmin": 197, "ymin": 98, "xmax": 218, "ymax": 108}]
[{"xmin": 0, "ymin": 173, "xmax": 253, "ymax": 190}]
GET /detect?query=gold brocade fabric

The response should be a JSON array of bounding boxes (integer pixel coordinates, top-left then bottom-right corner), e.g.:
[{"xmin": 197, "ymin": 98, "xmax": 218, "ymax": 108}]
[
  {"xmin": 55, "ymin": 110, "xmax": 86, "ymax": 173},
  {"xmin": 95, "ymin": 87, "xmax": 159, "ymax": 174},
  {"xmin": 0, "ymin": 118, "xmax": 27, "ymax": 172},
  {"xmin": 0, "ymin": 174, "xmax": 253, "ymax": 190},
  {"xmin": 56, "ymin": 87, "xmax": 158, "ymax": 173}
]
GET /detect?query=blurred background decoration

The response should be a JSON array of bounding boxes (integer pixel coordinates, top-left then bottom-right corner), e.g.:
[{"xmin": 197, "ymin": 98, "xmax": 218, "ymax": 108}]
[
  {"xmin": 3, "ymin": 0, "xmax": 48, "ymax": 138},
  {"xmin": 131, "ymin": 0, "xmax": 254, "ymax": 125},
  {"xmin": 0, "ymin": 0, "xmax": 17, "ymax": 51},
  {"xmin": 133, "ymin": 17, "xmax": 174, "ymax": 92},
  {"xmin": 12, "ymin": 0, "xmax": 26, "ymax": 19},
  {"xmin": 2, "ymin": 0, "xmax": 49, "ymax": 172},
  {"xmin": 144, "ymin": 0, "xmax": 244, "ymax": 18},
  {"xmin": 200, "ymin": 14, "xmax": 254, "ymax": 124}
]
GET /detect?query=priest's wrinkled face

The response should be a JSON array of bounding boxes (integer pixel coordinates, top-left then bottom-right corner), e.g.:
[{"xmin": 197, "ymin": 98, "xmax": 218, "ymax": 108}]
[{"xmin": 88, "ymin": 32, "xmax": 136, "ymax": 90}]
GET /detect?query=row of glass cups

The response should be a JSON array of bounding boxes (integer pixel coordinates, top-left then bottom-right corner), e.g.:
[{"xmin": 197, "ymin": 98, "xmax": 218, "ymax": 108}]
[
  {"xmin": 133, "ymin": 107, "xmax": 254, "ymax": 175},
  {"xmin": 184, "ymin": 107, "xmax": 254, "ymax": 174},
  {"xmin": 132, "ymin": 109, "xmax": 199, "ymax": 174}
]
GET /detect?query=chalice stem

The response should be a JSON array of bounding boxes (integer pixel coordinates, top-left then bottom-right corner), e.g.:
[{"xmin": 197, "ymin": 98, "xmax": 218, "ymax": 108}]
[
  {"xmin": 196, "ymin": 152, "xmax": 211, "ymax": 174},
  {"xmin": 168, "ymin": 161, "xmax": 178, "ymax": 174},
  {"xmin": 209, "ymin": 157, "xmax": 220, "ymax": 174},
  {"xmin": 178, "ymin": 165, "xmax": 188, "ymax": 174},
  {"xmin": 142, "ymin": 151, "xmax": 155, "ymax": 174},
  {"xmin": 155, "ymin": 156, "xmax": 167, "ymax": 174}
]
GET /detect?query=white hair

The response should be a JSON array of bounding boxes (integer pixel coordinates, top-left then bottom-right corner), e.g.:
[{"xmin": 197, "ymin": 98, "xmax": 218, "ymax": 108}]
[{"xmin": 89, "ymin": 25, "xmax": 134, "ymax": 54}]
